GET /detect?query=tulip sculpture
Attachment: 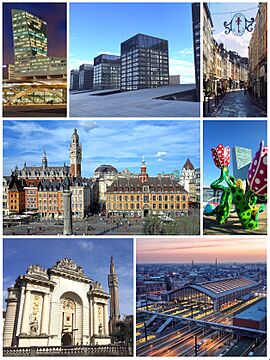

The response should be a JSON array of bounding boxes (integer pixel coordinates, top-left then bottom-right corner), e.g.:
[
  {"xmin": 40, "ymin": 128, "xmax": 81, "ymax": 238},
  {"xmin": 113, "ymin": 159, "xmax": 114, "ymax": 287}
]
[
  {"xmin": 204, "ymin": 141, "xmax": 267, "ymax": 230},
  {"xmin": 204, "ymin": 144, "xmax": 233, "ymax": 224}
]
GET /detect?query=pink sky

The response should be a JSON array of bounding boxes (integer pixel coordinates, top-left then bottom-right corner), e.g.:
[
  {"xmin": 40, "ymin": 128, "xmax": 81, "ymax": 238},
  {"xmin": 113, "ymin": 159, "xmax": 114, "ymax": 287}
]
[{"xmin": 137, "ymin": 238, "xmax": 266, "ymax": 263}]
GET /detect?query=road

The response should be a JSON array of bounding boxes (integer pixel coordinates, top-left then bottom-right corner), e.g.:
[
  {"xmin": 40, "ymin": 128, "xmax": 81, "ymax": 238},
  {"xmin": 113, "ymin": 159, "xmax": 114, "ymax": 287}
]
[{"xmin": 213, "ymin": 90, "xmax": 266, "ymax": 117}]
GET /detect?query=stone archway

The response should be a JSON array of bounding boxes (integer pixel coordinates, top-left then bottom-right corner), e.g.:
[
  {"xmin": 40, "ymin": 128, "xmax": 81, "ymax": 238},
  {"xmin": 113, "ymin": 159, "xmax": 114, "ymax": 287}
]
[{"xmin": 60, "ymin": 292, "xmax": 83, "ymax": 346}]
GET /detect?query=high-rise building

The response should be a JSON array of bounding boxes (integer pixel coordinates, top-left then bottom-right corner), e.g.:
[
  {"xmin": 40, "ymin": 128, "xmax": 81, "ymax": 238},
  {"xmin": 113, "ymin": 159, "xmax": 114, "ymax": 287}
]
[
  {"xmin": 232, "ymin": 146, "xmax": 252, "ymax": 180},
  {"xmin": 192, "ymin": 3, "xmax": 200, "ymax": 99},
  {"xmin": 79, "ymin": 64, "xmax": 94, "ymax": 90},
  {"xmin": 120, "ymin": 33, "xmax": 169, "ymax": 90},
  {"xmin": 108, "ymin": 256, "xmax": 121, "ymax": 334},
  {"xmin": 11, "ymin": 9, "xmax": 66, "ymax": 79},
  {"xmin": 93, "ymin": 54, "xmax": 120, "ymax": 90},
  {"xmin": 69, "ymin": 128, "xmax": 82, "ymax": 178},
  {"xmin": 70, "ymin": 69, "xmax": 79, "ymax": 90}
]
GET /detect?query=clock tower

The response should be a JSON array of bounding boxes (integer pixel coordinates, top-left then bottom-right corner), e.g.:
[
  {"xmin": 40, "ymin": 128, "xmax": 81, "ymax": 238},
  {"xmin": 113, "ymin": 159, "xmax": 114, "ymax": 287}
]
[{"xmin": 69, "ymin": 128, "xmax": 82, "ymax": 178}]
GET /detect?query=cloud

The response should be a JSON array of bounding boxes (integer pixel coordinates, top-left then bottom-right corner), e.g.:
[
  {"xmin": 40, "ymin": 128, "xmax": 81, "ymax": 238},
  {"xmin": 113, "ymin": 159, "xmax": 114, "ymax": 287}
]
[
  {"xmin": 77, "ymin": 240, "xmax": 94, "ymax": 251},
  {"xmin": 155, "ymin": 151, "xmax": 168, "ymax": 162},
  {"xmin": 4, "ymin": 120, "xmax": 200, "ymax": 178},
  {"xmin": 213, "ymin": 30, "xmax": 251, "ymax": 58},
  {"xmin": 79, "ymin": 121, "xmax": 99, "ymax": 132},
  {"xmin": 169, "ymin": 58, "xmax": 195, "ymax": 84},
  {"xmin": 178, "ymin": 48, "xmax": 193, "ymax": 56}
]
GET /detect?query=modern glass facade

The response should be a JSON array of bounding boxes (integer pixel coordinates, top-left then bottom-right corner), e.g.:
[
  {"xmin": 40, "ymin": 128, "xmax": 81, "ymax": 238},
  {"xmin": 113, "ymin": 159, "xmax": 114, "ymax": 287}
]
[
  {"xmin": 70, "ymin": 69, "xmax": 79, "ymax": 90},
  {"xmin": 93, "ymin": 54, "xmax": 120, "ymax": 90},
  {"xmin": 192, "ymin": 3, "xmax": 200, "ymax": 99},
  {"xmin": 79, "ymin": 64, "xmax": 94, "ymax": 90},
  {"xmin": 12, "ymin": 9, "xmax": 48, "ymax": 62},
  {"xmin": 120, "ymin": 33, "xmax": 169, "ymax": 90},
  {"xmin": 11, "ymin": 9, "xmax": 66, "ymax": 79}
]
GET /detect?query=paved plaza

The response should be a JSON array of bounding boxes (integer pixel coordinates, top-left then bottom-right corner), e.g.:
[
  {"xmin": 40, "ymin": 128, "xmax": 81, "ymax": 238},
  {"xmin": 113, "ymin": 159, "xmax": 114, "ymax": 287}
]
[
  {"xmin": 4, "ymin": 213, "xmax": 200, "ymax": 236},
  {"xmin": 70, "ymin": 84, "xmax": 200, "ymax": 117},
  {"xmin": 212, "ymin": 90, "xmax": 267, "ymax": 117},
  {"xmin": 203, "ymin": 210, "xmax": 267, "ymax": 235}
]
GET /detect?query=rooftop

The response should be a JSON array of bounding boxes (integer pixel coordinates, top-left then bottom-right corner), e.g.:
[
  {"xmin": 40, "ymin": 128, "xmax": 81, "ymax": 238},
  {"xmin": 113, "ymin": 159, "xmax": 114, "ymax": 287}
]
[
  {"xmin": 70, "ymin": 84, "xmax": 199, "ymax": 117},
  {"xmin": 192, "ymin": 277, "xmax": 258, "ymax": 299},
  {"xmin": 234, "ymin": 298, "xmax": 266, "ymax": 322}
]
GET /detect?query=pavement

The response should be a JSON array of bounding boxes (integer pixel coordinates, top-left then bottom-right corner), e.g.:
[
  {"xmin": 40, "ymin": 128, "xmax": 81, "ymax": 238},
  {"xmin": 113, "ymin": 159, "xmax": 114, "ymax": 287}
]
[
  {"xmin": 3, "ymin": 105, "xmax": 67, "ymax": 117},
  {"xmin": 70, "ymin": 84, "xmax": 200, "ymax": 117},
  {"xmin": 3, "ymin": 213, "xmax": 200, "ymax": 236},
  {"xmin": 212, "ymin": 90, "xmax": 267, "ymax": 117},
  {"xmin": 203, "ymin": 210, "xmax": 267, "ymax": 235}
]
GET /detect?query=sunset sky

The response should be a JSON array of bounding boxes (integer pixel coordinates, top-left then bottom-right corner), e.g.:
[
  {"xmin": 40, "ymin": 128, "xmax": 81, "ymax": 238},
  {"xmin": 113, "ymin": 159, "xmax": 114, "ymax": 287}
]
[{"xmin": 137, "ymin": 238, "xmax": 266, "ymax": 263}]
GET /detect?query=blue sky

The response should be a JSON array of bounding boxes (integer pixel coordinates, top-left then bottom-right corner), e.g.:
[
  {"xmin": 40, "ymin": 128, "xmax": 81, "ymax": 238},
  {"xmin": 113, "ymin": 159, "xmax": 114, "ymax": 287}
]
[
  {"xmin": 3, "ymin": 238, "xmax": 133, "ymax": 315},
  {"xmin": 204, "ymin": 120, "xmax": 267, "ymax": 186},
  {"xmin": 3, "ymin": 120, "xmax": 200, "ymax": 177},
  {"xmin": 208, "ymin": 2, "xmax": 259, "ymax": 57},
  {"xmin": 70, "ymin": 2, "xmax": 196, "ymax": 83}
]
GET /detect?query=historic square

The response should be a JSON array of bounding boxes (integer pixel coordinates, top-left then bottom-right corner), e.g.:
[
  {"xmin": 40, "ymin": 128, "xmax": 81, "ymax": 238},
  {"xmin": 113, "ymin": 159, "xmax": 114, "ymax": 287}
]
[{"xmin": 3, "ymin": 120, "xmax": 200, "ymax": 235}]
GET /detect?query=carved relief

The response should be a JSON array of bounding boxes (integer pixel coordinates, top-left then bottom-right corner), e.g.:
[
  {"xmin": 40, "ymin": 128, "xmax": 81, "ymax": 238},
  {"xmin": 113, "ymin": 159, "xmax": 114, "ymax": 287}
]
[
  {"xmin": 52, "ymin": 258, "xmax": 85, "ymax": 276},
  {"xmin": 29, "ymin": 294, "xmax": 41, "ymax": 334},
  {"xmin": 61, "ymin": 298, "xmax": 76, "ymax": 332}
]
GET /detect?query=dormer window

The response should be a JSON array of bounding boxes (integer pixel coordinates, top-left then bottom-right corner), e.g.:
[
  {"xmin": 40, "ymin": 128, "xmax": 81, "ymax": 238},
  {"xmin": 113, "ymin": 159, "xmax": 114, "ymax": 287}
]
[{"xmin": 143, "ymin": 186, "xmax": 149, "ymax": 192}]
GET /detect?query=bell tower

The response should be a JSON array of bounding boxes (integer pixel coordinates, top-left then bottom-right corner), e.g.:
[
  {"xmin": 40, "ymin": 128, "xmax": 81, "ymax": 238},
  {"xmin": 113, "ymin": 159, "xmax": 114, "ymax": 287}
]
[
  {"xmin": 69, "ymin": 129, "xmax": 82, "ymax": 178},
  {"xmin": 108, "ymin": 256, "xmax": 120, "ymax": 334},
  {"xmin": 139, "ymin": 156, "xmax": 148, "ymax": 183}
]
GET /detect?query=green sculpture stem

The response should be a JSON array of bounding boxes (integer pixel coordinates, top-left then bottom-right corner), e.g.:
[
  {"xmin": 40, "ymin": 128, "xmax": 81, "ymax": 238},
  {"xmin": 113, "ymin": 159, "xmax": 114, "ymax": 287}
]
[
  {"xmin": 225, "ymin": 176, "xmax": 266, "ymax": 230},
  {"xmin": 204, "ymin": 166, "xmax": 232, "ymax": 224}
]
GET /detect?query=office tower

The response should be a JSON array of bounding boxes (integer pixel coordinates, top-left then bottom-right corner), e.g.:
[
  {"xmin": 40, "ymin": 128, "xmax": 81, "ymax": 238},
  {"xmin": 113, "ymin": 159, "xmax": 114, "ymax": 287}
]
[
  {"xmin": 11, "ymin": 9, "xmax": 66, "ymax": 79},
  {"xmin": 70, "ymin": 69, "xmax": 79, "ymax": 90},
  {"xmin": 93, "ymin": 54, "xmax": 120, "ymax": 90},
  {"xmin": 79, "ymin": 64, "xmax": 94, "ymax": 90},
  {"xmin": 192, "ymin": 3, "xmax": 200, "ymax": 99},
  {"xmin": 120, "ymin": 33, "xmax": 169, "ymax": 90}
]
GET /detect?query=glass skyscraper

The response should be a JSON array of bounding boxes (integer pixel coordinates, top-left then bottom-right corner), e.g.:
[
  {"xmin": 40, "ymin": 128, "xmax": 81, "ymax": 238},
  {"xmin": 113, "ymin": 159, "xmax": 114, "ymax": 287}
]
[
  {"xmin": 93, "ymin": 54, "xmax": 120, "ymax": 90},
  {"xmin": 120, "ymin": 33, "xmax": 169, "ymax": 90},
  {"xmin": 11, "ymin": 9, "xmax": 66, "ymax": 79}
]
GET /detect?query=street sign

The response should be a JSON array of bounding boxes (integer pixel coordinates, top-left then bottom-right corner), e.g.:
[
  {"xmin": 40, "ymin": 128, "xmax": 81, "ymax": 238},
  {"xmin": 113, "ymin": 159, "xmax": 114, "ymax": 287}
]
[{"xmin": 224, "ymin": 13, "xmax": 255, "ymax": 36}]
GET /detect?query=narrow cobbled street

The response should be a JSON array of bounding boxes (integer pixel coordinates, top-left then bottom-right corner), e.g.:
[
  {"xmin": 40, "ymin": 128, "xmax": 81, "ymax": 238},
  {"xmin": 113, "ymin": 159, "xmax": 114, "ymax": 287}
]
[{"xmin": 213, "ymin": 90, "xmax": 266, "ymax": 117}]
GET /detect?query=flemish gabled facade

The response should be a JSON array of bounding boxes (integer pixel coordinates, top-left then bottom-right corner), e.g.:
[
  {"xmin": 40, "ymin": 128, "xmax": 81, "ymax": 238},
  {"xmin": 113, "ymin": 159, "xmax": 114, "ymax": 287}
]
[
  {"xmin": 8, "ymin": 176, "xmax": 26, "ymax": 214},
  {"xmin": 3, "ymin": 258, "xmax": 111, "ymax": 348},
  {"xmin": 105, "ymin": 160, "xmax": 188, "ymax": 218}
]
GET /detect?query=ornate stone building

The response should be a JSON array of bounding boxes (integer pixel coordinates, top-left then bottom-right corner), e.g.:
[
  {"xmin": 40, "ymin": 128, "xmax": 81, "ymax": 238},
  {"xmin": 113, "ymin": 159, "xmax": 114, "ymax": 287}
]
[
  {"xmin": 3, "ymin": 258, "xmax": 111, "ymax": 348},
  {"xmin": 179, "ymin": 158, "xmax": 200, "ymax": 203},
  {"xmin": 6, "ymin": 129, "xmax": 92, "ymax": 218},
  {"xmin": 105, "ymin": 160, "xmax": 188, "ymax": 217}
]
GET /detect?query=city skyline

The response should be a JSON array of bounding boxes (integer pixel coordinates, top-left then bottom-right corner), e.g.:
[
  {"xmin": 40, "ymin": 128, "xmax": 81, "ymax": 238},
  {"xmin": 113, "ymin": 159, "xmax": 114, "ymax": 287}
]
[
  {"xmin": 204, "ymin": 120, "xmax": 267, "ymax": 186},
  {"xmin": 3, "ymin": 3, "xmax": 67, "ymax": 64},
  {"xmin": 3, "ymin": 238, "xmax": 133, "ymax": 316},
  {"xmin": 70, "ymin": 2, "xmax": 196, "ymax": 83},
  {"xmin": 137, "ymin": 237, "xmax": 266, "ymax": 263},
  {"xmin": 209, "ymin": 2, "xmax": 259, "ymax": 58},
  {"xmin": 4, "ymin": 120, "xmax": 200, "ymax": 178}
]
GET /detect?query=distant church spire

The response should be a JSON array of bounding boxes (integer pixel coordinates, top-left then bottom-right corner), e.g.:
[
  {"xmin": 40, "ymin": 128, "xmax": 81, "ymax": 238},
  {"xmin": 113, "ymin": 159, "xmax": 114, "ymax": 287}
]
[{"xmin": 108, "ymin": 256, "xmax": 120, "ymax": 334}]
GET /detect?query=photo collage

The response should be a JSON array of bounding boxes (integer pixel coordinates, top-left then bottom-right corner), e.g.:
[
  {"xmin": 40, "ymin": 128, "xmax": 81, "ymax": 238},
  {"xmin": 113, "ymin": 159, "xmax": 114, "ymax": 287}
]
[{"xmin": 2, "ymin": 0, "xmax": 268, "ymax": 358}]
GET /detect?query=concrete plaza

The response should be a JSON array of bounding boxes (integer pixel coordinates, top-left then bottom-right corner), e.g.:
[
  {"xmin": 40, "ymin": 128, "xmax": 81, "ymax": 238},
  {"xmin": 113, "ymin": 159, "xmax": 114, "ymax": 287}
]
[
  {"xmin": 4, "ymin": 213, "xmax": 200, "ymax": 236},
  {"xmin": 70, "ymin": 84, "xmax": 200, "ymax": 117}
]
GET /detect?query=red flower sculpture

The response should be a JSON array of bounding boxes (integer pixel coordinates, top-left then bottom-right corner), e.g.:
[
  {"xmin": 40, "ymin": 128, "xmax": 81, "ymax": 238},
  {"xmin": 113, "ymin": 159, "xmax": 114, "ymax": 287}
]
[
  {"xmin": 248, "ymin": 141, "xmax": 268, "ymax": 196},
  {"xmin": 211, "ymin": 144, "xmax": 230, "ymax": 169}
]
